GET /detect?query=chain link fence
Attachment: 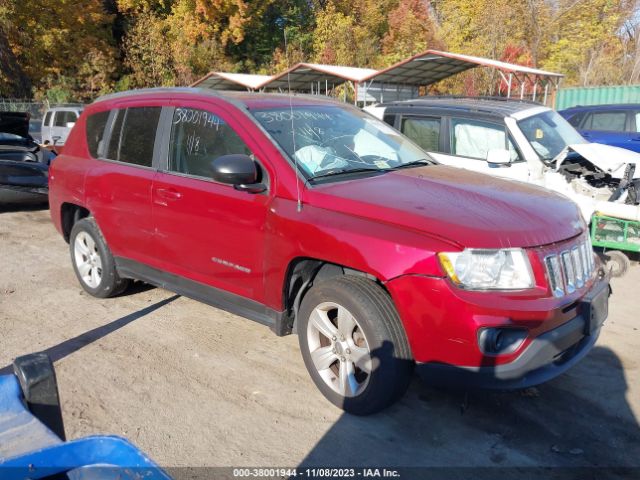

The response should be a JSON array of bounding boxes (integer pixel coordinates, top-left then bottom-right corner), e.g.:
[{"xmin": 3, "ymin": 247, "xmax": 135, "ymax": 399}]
[{"xmin": 0, "ymin": 98, "xmax": 84, "ymax": 120}]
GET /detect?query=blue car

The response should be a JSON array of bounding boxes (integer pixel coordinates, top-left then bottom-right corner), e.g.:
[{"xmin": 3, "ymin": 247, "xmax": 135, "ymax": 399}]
[{"xmin": 559, "ymin": 104, "xmax": 640, "ymax": 153}]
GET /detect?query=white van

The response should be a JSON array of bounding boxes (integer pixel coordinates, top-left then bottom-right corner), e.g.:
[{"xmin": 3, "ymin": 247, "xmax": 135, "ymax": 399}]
[{"xmin": 41, "ymin": 106, "xmax": 83, "ymax": 146}]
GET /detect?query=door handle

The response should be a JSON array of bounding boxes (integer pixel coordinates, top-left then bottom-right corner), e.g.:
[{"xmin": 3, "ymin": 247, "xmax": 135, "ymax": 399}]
[
  {"xmin": 154, "ymin": 188, "xmax": 182, "ymax": 201},
  {"xmin": 156, "ymin": 188, "xmax": 182, "ymax": 199}
]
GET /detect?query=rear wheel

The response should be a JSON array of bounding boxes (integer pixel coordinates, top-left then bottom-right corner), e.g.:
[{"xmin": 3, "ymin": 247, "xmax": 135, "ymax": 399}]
[
  {"xmin": 70, "ymin": 217, "xmax": 130, "ymax": 298},
  {"xmin": 298, "ymin": 276, "xmax": 413, "ymax": 415}
]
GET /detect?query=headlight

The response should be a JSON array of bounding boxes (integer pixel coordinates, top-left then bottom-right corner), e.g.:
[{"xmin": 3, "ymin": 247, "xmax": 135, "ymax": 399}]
[{"xmin": 438, "ymin": 248, "xmax": 534, "ymax": 290}]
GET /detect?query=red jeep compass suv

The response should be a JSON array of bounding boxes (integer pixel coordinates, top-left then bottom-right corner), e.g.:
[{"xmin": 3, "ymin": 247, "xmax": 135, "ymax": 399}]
[{"xmin": 49, "ymin": 88, "xmax": 610, "ymax": 414}]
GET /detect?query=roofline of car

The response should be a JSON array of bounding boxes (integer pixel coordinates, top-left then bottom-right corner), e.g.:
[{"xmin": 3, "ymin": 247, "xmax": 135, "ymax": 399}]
[
  {"xmin": 561, "ymin": 104, "xmax": 640, "ymax": 110},
  {"xmin": 377, "ymin": 99, "xmax": 551, "ymax": 119},
  {"xmin": 93, "ymin": 87, "xmax": 349, "ymax": 110}
]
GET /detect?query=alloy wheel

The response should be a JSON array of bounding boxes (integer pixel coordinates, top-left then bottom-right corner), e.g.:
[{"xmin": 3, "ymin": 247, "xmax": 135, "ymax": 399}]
[
  {"xmin": 306, "ymin": 302, "xmax": 372, "ymax": 397},
  {"xmin": 74, "ymin": 231, "xmax": 103, "ymax": 288}
]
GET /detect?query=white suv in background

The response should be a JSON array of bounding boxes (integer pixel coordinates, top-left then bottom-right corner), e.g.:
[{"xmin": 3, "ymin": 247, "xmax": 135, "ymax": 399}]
[
  {"xmin": 41, "ymin": 106, "xmax": 83, "ymax": 146},
  {"xmin": 366, "ymin": 97, "xmax": 640, "ymax": 223}
]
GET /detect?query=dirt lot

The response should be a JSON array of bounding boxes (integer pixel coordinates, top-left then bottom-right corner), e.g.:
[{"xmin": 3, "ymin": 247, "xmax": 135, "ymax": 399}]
[{"xmin": 1, "ymin": 206, "xmax": 639, "ymax": 474}]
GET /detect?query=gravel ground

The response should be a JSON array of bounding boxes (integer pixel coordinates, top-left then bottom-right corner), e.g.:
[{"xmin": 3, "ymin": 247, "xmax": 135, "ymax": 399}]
[{"xmin": 0, "ymin": 205, "xmax": 639, "ymax": 475}]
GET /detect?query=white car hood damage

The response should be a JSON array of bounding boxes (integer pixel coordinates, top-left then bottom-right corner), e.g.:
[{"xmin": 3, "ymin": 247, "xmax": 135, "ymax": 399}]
[
  {"xmin": 558, "ymin": 143, "xmax": 640, "ymax": 179},
  {"xmin": 547, "ymin": 142, "xmax": 640, "ymax": 221}
]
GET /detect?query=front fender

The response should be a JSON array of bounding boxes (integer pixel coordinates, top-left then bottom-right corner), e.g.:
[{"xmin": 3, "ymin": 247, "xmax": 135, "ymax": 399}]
[{"xmin": 262, "ymin": 198, "xmax": 452, "ymax": 310}]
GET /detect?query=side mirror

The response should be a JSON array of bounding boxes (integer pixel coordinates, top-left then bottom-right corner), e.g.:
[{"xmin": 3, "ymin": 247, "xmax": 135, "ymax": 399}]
[
  {"xmin": 65, "ymin": 122, "xmax": 76, "ymax": 129},
  {"xmin": 211, "ymin": 154, "xmax": 266, "ymax": 193},
  {"xmin": 486, "ymin": 148, "xmax": 511, "ymax": 167},
  {"xmin": 52, "ymin": 135, "xmax": 61, "ymax": 146}
]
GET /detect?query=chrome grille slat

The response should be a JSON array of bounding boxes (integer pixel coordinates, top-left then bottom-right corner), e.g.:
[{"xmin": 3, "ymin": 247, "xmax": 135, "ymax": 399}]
[
  {"xmin": 544, "ymin": 239, "xmax": 594, "ymax": 297},
  {"xmin": 572, "ymin": 247, "xmax": 584, "ymax": 288},
  {"xmin": 561, "ymin": 251, "xmax": 576, "ymax": 294}
]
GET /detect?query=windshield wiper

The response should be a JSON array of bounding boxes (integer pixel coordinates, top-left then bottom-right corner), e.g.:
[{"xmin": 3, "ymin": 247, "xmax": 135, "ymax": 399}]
[
  {"xmin": 389, "ymin": 159, "xmax": 433, "ymax": 170},
  {"xmin": 310, "ymin": 167, "xmax": 386, "ymax": 182},
  {"xmin": 310, "ymin": 160, "xmax": 433, "ymax": 182}
]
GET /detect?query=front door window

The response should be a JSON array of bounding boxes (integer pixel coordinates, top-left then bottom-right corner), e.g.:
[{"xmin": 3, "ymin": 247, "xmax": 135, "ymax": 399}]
[
  {"xmin": 450, "ymin": 118, "xmax": 520, "ymax": 162},
  {"xmin": 168, "ymin": 107, "xmax": 253, "ymax": 179}
]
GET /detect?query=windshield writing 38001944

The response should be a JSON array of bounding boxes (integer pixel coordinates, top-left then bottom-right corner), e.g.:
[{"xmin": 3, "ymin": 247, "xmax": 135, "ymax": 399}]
[{"xmin": 173, "ymin": 108, "xmax": 222, "ymax": 130}]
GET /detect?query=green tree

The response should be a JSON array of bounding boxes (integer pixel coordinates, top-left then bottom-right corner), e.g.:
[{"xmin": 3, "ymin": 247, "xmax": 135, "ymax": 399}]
[
  {"xmin": 541, "ymin": 0, "xmax": 636, "ymax": 86},
  {"xmin": 122, "ymin": 11, "xmax": 176, "ymax": 87}
]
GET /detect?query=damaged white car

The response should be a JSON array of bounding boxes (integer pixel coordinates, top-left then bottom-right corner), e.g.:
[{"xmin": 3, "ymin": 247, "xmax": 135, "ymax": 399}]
[{"xmin": 366, "ymin": 98, "xmax": 640, "ymax": 223}]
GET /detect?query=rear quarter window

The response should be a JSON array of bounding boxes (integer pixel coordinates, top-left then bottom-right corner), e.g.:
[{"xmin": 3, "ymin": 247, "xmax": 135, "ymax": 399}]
[
  {"xmin": 85, "ymin": 111, "xmax": 110, "ymax": 158},
  {"xmin": 382, "ymin": 114, "xmax": 396, "ymax": 127}
]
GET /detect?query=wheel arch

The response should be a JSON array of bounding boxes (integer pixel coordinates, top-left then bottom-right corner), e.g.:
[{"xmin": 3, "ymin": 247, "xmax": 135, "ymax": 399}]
[
  {"xmin": 61, "ymin": 203, "xmax": 91, "ymax": 243},
  {"xmin": 281, "ymin": 257, "xmax": 386, "ymax": 334}
]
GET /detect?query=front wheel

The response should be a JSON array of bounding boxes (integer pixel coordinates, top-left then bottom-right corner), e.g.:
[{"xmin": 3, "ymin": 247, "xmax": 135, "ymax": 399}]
[{"xmin": 298, "ymin": 276, "xmax": 413, "ymax": 415}]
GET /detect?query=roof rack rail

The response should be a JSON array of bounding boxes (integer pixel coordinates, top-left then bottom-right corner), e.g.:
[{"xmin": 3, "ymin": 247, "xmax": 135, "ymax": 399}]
[{"xmin": 416, "ymin": 95, "xmax": 541, "ymax": 105}]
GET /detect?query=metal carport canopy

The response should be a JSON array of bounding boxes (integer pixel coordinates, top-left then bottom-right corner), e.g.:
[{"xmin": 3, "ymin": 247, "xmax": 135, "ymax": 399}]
[
  {"xmin": 259, "ymin": 63, "xmax": 377, "ymax": 91},
  {"xmin": 362, "ymin": 49, "xmax": 563, "ymax": 86},
  {"xmin": 190, "ymin": 72, "xmax": 273, "ymax": 90}
]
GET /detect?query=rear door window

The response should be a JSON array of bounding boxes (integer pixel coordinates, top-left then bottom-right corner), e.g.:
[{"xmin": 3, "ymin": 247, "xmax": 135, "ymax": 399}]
[
  {"xmin": 168, "ymin": 107, "xmax": 252, "ymax": 179},
  {"xmin": 43, "ymin": 111, "xmax": 52, "ymax": 127},
  {"xmin": 85, "ymin": 111, "xmax": 110, "ymax": 158},
  {"xmin": 401, "ymin": 116, "xmax": 441, "ymax": 152},
  {"xmin": 106, "ymin": 107, "xmax": 161, "ymax": 167}
]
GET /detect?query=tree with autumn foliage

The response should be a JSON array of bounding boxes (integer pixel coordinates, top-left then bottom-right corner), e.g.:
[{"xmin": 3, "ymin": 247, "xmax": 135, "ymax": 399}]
[
  {"xmin": 381, "ymin": 0, "xmax": 442, "ymax": 64},
  {"xmin": 1, "ymin": 0, "xmax": 118, "ymax": 101},
  {"xmin": 1, "ymin": 0, "xmax": 639, "ymax": 100}
]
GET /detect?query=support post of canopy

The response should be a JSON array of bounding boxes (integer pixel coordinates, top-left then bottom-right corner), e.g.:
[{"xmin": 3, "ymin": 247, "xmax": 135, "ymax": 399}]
[{"xmin": 543, "ymin": 81, "xmax": 549, "ymax": 106}]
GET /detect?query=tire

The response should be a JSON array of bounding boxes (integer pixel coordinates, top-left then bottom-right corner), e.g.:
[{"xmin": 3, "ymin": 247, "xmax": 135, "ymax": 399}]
[
  {"xmin": 298, "ymin": 275, "xmax": 413, "ymax": 415},
  {"xmin": 604, "ymin": 250, "xmax": 630, "ymax": 278},
  {"xmin": 69, "ymin": 217, "xmax": 130, "ymax": 298}
]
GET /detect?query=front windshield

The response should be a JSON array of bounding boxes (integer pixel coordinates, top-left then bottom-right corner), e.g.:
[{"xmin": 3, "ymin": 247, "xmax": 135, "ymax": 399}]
[
  {"xmin": 517, "ymin": 110, "xmax": 587, "ymax": 161},
  {"xmin": 250, "ymin": 105, "xmax": 432, "ymax": 179}
]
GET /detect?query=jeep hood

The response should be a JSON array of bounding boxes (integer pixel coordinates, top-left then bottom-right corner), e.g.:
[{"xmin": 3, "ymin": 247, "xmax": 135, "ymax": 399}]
[
  {"xmin": 309, "ymin": 165, "xmax": 584, "ymax": 249},
  {"xmin": 560, "ymin": 143, "xmax": 640, "ymax": 179}
]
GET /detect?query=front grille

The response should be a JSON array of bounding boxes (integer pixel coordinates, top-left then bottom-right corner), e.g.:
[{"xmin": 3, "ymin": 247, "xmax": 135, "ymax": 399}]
[{"xmin": 544, "ymin": 237, "xmax": 595, "ymax": 297}]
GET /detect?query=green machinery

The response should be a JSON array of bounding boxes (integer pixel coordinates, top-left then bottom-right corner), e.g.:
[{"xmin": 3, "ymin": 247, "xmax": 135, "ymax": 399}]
[{"xmin": 590, "ymin": 214, "xmax": 640, "ymax": 276}]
